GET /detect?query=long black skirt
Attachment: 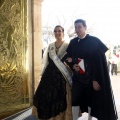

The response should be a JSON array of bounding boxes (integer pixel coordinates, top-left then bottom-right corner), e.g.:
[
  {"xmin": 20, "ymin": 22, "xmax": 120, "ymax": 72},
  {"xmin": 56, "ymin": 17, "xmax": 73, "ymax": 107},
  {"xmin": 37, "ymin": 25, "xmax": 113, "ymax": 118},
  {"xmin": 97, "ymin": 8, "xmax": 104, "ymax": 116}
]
[{"xmin": 33, "ymin": 57, "xmax": 67, "ymax": 119}]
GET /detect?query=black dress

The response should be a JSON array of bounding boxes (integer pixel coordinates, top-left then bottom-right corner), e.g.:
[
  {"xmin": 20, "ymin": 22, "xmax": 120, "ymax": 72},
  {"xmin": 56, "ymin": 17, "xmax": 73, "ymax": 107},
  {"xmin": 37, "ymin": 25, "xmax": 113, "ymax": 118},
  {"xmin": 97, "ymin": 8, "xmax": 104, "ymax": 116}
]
[{"xmin": 33, "ymin": 54, "xmax": 67, "ymax": 119}]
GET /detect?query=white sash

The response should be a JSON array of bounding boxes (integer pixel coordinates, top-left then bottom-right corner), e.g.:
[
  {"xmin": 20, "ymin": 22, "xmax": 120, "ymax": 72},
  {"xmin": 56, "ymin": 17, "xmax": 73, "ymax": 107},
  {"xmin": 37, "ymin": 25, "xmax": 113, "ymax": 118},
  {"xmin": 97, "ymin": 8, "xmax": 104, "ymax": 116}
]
[
  {"xmin": 49, "ymin": 42, "xmax": 72, "ymax": 86},
  {"xmin": 41, "ymin": 46, "xmax": 49, "ymax": 76}
]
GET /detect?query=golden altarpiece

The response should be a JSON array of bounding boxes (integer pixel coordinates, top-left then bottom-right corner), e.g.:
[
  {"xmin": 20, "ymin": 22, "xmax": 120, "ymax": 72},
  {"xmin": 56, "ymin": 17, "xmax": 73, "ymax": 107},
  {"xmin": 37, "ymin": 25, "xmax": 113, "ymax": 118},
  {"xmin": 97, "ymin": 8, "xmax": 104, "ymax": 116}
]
[{"xmin": 0, "ymin": 0, "xmax": 42, "ymax": 119}]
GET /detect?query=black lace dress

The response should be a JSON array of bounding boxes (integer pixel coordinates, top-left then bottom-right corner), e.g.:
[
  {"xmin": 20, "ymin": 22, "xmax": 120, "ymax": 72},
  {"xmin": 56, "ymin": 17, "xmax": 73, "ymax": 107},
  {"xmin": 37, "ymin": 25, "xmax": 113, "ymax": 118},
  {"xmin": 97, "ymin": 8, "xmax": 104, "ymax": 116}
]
[{"xmin": 33, "ymin": 54, "xmax": 67, "ymax": 119}]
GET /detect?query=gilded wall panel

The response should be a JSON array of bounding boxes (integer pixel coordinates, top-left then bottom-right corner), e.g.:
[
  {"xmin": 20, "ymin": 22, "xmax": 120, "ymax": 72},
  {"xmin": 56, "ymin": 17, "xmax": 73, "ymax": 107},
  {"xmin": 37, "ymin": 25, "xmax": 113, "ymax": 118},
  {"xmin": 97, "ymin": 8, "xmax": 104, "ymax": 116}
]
[{"xmin": 0, "ymin": 0, "xmax": 29, "ymax": 118}]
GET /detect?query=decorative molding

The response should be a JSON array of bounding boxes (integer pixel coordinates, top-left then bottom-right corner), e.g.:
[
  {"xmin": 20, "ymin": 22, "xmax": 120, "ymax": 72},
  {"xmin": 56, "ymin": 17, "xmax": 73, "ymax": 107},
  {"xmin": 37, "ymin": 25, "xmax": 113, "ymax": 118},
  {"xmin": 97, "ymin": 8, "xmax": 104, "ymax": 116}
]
[{"xmin": 0, "ymin": 0, "xmax": 29, "ymax": 118}]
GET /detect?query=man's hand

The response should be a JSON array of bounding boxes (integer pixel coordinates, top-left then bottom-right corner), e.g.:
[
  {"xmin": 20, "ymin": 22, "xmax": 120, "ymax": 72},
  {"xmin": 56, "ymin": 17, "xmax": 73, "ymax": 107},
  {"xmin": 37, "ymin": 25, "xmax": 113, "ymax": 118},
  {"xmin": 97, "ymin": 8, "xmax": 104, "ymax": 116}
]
[
  {"xmin": 73, "ymin": 64, "xmax": 80, "ymax": 72},
  {"xmin": 93, "ymin": 81, "xmax": 101, "ymax": 91}
]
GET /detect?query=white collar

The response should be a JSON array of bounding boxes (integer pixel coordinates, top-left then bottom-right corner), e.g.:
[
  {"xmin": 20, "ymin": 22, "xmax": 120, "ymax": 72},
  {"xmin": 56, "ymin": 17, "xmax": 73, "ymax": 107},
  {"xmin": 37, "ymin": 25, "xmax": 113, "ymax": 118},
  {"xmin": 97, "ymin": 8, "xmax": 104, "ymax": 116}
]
[{"xmin": 78, "ymin": 34, "xmax": 87, "ymax": 42}]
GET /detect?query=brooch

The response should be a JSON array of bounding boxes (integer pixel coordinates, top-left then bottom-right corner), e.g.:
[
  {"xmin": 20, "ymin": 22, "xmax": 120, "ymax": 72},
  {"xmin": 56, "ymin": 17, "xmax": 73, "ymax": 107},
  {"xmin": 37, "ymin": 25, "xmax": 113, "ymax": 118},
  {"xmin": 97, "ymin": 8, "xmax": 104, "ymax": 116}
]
[{"xmin": 51, "ymin": 47, "xmax": 54, "ymax": 50}]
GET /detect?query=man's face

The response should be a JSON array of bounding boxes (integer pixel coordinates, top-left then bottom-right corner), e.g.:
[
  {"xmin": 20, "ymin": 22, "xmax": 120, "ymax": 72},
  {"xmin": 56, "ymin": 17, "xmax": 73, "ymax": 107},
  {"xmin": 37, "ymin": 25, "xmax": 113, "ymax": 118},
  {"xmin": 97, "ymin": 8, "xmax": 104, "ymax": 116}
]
[{"xmin": 75, "ymin": 22, "xmax": 86, "ymax": 37}]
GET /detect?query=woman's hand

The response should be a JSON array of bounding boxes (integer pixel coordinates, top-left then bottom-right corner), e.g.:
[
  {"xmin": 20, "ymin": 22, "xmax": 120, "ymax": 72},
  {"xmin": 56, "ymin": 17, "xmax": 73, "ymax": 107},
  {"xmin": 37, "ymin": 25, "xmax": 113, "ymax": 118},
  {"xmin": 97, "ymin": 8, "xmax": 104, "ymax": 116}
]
[
  {"xmin": 66, "ymin": 57, "xmax": 72, "ymax": 63},
  {"xmin": 93, "ymin": 81, "xmax": 101, "ymax": 91}
]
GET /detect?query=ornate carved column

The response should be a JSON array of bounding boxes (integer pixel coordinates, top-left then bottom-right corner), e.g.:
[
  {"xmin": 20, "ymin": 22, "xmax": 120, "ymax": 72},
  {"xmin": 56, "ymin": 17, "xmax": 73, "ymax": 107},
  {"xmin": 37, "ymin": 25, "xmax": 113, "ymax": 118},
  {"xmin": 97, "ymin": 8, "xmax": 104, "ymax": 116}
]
[{"xmin": 0, "ymin": 0, "xmax": 29, "ymax": 119}]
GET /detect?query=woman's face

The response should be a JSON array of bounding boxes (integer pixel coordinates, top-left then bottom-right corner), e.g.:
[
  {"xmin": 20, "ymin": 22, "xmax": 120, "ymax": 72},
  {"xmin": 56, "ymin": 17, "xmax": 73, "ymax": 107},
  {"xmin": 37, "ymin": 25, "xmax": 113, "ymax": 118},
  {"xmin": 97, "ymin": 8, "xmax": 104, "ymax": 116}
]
[{"xmin": 54, "ymin": 27, "xmax": 64, "ymax": 40}]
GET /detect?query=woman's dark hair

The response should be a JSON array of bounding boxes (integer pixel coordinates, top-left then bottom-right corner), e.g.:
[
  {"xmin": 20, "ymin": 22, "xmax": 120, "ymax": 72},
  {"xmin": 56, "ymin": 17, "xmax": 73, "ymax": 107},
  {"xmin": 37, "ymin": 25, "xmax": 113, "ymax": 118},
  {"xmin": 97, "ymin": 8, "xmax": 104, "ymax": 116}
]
[
  {"xmin": 54, "ymin": 25, "xmax": 64, "ymax": 32},
  {"xmin": 74, "ymin": 19, "xmax": 86, "ymax": 27}
]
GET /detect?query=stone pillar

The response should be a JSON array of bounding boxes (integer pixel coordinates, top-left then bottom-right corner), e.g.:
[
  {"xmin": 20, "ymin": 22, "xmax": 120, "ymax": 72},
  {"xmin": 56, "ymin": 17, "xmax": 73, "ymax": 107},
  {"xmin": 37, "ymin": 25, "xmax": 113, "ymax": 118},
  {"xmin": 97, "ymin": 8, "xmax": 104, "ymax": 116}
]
[
  {"xmin": 29, "ymin": 0, "xmax": 43, "ymax": 105},
  {"xmin": 33, "ymin": 0, "xmax": 43, "ymax": 89}
]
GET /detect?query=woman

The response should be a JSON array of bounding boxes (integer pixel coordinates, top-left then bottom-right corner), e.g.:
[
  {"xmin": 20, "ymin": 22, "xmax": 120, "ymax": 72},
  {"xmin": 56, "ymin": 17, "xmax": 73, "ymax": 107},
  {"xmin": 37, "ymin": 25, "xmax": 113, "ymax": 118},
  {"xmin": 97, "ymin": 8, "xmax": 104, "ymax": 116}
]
[{"xmin": 32, "ymin": 25, "xmax": 72, "ymax": 120}]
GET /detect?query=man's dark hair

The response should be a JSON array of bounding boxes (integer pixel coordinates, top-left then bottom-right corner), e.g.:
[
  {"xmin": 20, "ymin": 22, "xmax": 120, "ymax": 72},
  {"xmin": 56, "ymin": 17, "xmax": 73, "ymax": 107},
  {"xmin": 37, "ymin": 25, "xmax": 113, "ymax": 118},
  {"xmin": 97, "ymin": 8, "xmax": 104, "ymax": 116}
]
[{"xmin": 74, "ymin": 19, "xmax": 86, "ymax": 27}]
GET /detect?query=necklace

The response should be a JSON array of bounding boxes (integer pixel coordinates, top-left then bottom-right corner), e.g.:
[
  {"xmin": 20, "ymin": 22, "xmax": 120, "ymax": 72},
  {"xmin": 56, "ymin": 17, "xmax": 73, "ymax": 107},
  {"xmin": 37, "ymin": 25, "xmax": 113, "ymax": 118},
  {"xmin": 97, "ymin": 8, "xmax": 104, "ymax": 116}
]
[
  {"xmin": 55, "ymin": 41, "xmax": 64, "ymax": 49},
  {"xmin": 55, "ymin": 41, "xmax": 64, "ymax": 53},
  {"xmin": 56, "ymin": 44, "xmax": 62, "ymax": 53},
  {"xmin": 56, "ymin": 44, "xmax": 62, "ymax": 49}
]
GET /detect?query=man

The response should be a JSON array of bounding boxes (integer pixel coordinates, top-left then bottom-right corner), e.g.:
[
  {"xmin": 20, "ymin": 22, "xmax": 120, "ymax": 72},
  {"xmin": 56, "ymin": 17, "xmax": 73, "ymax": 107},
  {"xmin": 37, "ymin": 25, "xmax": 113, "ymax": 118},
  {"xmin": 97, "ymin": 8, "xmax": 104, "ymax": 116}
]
[
  {"xmin": 111, "ymin": 53, "xmax": 118, "ymax": 75},
  {"xmin": 66, "ymin": 19, "xmax": 118, "ymax": 120}
]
